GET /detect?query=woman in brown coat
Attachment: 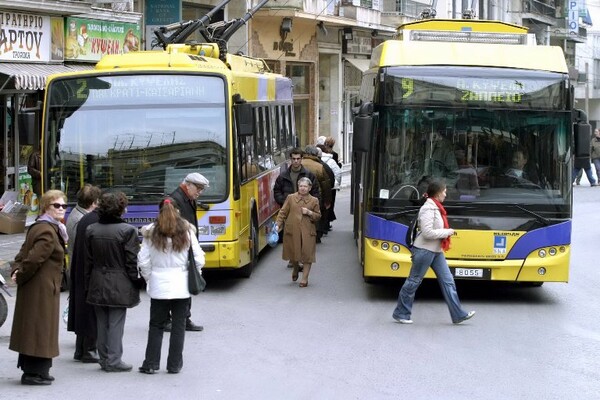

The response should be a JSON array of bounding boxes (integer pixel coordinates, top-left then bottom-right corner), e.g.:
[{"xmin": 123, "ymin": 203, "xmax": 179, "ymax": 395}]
[
  {"xmin": 275, "ymin": 177, "xmax": 321, "ymax": 287},
  {"xmin": 10, "ymin": 190, "xmax": 69, "ymax": 385}
]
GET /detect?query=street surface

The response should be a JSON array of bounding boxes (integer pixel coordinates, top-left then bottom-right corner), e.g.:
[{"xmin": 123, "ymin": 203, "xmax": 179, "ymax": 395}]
[{"xmin": 0, "ymin": 187, "xmax": 598, "ymax": 399}]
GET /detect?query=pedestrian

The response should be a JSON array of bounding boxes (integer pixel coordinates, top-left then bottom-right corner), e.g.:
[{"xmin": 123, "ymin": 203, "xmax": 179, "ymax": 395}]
[
  {"xmin": 319, "ymin": 146, "xmax": 342, "ymax": 231},
  {"xmin": 273, "ymin": 148, "xmax": 320, "ymax": 256},
  {"xmin": 392, "ymin": 179, "xmax": 475, "ymax": 324},
  {"xmin": 302, "ymin": 145, "xmax": 332, "ymax": 243},
  {"xmin": 84, "ymin": 191, "xmax": 141, "ymax": 372},
  {"xmin": 590, "ymin": 128, "xmax": 600, "ymax": 180},
  {"xmin": 138, "ymin": 198, "xmax": 205, "ymax": 374},
  {"xmin": 275, "ymin": 177, "xmax": 321, "ymax": 287},
  {"xmin": 167, "ymin": 172, "xmax": 209, "ymax": 332},
  {"xmin": 27, "ymin": 147, "xmax": 42, "ymax": 199},
  {"xmin": 9, "ymin": 190, "xmax": 68, "ymax": 385},
  {"xmin": 573, "ymin": 157, "xmax": 597, "ymax": 187},
  {"xmin": 66, "ymin": 184, "xmax": 102, "ymax": 363},
  {"xmin": 324, "ymin": 136, "xmax": 342, "ymax": 168}
]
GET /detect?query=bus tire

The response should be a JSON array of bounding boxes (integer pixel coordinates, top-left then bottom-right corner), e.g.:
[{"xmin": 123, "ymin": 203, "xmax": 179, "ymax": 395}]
[{"xmin": 240, "ymin": 219, "xmax": 258, "ymax": 278}]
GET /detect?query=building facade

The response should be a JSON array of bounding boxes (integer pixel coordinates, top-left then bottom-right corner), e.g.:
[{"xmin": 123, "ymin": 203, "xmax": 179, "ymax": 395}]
[{"xmin": 0, "ymin": 0, "xmax": 593, "ymax": 202}]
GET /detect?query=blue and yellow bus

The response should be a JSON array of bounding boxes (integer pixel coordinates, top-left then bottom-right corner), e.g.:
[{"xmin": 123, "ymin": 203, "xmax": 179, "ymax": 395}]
[
  {"xmin": 352, "ymin": 19, "xmax": 591, "ymax": 285},
  {"xmin": 34, "ymin": 4, "xmax": 294, "ymax": 277}
]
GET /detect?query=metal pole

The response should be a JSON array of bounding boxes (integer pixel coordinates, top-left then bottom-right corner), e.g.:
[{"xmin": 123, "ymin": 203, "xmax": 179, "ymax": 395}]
[{"xmin": 585, "ymin": 62, "xmax": 590, "ymax": 118}]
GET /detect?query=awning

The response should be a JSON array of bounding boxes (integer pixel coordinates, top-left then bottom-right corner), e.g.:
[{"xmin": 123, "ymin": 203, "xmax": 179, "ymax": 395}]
[
  {"xmin": 0, "ymin": 62, "xmax": 95, "ymax": 91},
  {"xmin": 345, "ymin": 58, "xmax": 371, "ymax": 73}
]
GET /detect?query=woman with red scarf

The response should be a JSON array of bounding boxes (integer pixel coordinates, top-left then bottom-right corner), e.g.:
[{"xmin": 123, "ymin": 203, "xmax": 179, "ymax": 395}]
[{"xmin": 392, "ymin": 179, "xmax": 475, "ymax": 325}]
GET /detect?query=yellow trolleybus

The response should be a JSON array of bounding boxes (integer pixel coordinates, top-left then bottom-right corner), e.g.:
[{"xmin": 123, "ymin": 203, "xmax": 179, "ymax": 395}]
[
  {"xmin": 352, "ymin": 18, "xmax": 591, "ymax": 285},
  {"xmin": 34, "ymin": 0, "xmax": 293, "ymax": 276}
]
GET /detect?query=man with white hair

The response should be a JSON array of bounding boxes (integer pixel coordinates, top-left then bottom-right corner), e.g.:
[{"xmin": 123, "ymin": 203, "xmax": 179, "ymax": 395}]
[{"xmin": 165, "ymin": 172, "xmax": 210, "ymax": 332}]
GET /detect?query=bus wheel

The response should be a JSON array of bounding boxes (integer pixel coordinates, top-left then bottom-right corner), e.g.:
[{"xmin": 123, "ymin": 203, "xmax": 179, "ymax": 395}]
[{"xmin": 240, "ymin": 221, "xmax": 258, "ymax": 278}]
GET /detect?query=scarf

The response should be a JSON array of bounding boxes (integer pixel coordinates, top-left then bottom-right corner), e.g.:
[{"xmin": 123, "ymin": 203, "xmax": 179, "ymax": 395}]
[
  {"xmin": 37, "ymin": 213, "xmax": 69, "ymax": 243},
  {"xmin": 430, "ymin": 198, "xmax": 451, "ymax": 252}
]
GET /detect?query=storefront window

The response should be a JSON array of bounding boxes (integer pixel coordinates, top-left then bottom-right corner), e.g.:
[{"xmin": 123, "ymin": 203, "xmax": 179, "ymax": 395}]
[{"xmin": 286, "ymin": 64, "xmax": 310, "ymax": 94}]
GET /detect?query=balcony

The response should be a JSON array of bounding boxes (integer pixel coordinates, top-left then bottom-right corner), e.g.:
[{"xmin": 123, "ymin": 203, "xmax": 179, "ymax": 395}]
[
  {"xmin": 264, "ymin": 0, "xmax": 338, "ymax": 16},
  {"xmin": 520, "ymin": 0, "xmax": 557, "ymax": 26},
  {"xmin": 551, "ymin": 18, "xmax": 587, "ymax": 43},
  {"xmin": 380, "ymin": 0, "xmax": 430, "ymax": 28}
]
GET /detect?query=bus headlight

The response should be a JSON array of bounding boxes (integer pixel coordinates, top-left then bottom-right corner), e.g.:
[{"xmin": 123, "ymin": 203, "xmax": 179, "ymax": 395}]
[
  {"xmin": 538, "ymin": 249, "xmax": 547, "ymax": 258},
  {"xmin": 559, "ymin": 246, "xmax": 566, "ymax": 253},
  {"xmin": 381, "ymin": 242, "xmax": 390, "ymax": 250},
  {"xmin": 548, "ymin": 247, "xmax": 557, "ymax": 256},
  {"xmin": 538, "ymin": 267, "xmax": 546, "ymax": 275},
  {"xmin": 391, "ymin": 262, "xmax": 399, "ymax": 271},
  {"xmin": 392, "ymin": 245, "xmax": 400, "ymax": 253}
]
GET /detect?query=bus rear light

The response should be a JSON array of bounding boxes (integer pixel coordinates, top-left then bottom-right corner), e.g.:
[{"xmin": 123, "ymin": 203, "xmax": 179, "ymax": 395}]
[
  {"xmin": 391, "ymin": 262, "xmax": 399, "ymax": 271},
  {"xmin": 538, "ymin": 267, "xmax": 546, "ymax": 275},
  {"xmin": 209, "ymin": 216, "xmax": 226, "ymax": 224}
]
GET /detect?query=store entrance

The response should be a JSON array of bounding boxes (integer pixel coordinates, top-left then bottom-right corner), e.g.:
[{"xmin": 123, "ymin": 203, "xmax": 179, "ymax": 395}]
[{"xmin": 1, "ymin": 94, "xmax": 18, "ymax": 196}]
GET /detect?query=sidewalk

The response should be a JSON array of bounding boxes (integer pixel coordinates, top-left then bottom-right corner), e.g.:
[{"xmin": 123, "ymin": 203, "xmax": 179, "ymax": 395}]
[{"xmin": 0, "ymin": 232, "xmax": 25, "ymax": 284}]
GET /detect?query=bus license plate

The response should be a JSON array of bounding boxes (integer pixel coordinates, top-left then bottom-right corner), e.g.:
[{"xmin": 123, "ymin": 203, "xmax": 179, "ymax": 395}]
[{"xmin": 454, "ymin": 268, "xmax": 483, "ymax": 278}]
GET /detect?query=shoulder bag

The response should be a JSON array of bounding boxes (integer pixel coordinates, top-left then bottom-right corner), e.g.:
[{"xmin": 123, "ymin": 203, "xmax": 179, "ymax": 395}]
[{"xmin": 187, "ymin": 245, "xmax": 206, "ymax": 295}]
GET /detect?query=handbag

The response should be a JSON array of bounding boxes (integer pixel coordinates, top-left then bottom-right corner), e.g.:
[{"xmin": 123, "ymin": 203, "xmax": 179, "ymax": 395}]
[
  {"xmin": 187, "ymin": 246, "xmax": 206, "ymax": 295},
  {"xmin": 60, "ymin": 264, "xmax": 69, "ymax": 292}
]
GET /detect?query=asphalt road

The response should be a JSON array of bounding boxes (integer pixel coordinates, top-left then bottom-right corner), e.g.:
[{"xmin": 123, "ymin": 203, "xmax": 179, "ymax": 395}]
[{"xmin": 0, "ymin": 187, "xmax": 598, "ymax": 399}]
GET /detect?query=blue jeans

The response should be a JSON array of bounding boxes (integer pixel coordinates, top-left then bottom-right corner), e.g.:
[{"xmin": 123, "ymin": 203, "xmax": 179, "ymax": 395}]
[
  {"xmin": 393, "ymin": 247, "xmax": 468, "ymax": 323},
  {"xmin": 593, "ymin": 158, "xmax": 600, "ymax": 181},
  {"xmin": 573, "ymin": 166, "xmax": 596, "ymax": 185}
]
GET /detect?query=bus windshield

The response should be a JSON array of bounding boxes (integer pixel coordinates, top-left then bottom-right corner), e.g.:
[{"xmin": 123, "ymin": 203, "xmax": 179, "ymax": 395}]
[
  {"xmin": 45, "ymin": 74, "xmax": 227, "ymax": 203},
  {"xmin": 374, "ymin": 106, "xmax": 571, "ymax": 208}
]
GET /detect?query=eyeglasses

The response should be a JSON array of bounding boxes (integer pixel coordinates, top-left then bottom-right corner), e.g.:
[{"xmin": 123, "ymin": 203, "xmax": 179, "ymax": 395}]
[
  {"xmin": 194, "ymin": 184, "xmax": 205, "ymax": 191},
  {"xmin": 51, "ymin": 203, "xmax": 68, "ymax": 210}
]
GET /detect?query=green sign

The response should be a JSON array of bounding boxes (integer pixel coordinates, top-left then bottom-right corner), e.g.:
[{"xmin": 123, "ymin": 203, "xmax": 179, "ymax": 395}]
[{"xmin": 64, "ymin": 17, "xmax": 141, "ymax": 62}]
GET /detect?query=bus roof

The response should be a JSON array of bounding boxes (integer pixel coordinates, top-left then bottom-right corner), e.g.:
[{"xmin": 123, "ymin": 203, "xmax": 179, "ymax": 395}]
[
  {"xmin": 46, "ymin": 43, "xmax": 293, "ymax": 102},
  {"xmin": 369, "ymin": 41, "xmax": 568, "ymax": 74},
  {"xmin": 398, "ymin": 19, "xmax": 529, "ymax": 34}
]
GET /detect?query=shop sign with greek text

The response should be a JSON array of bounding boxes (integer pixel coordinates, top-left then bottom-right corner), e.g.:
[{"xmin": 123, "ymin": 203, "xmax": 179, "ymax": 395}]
[{"xmin": 0, "ymin": 11, "xmax": 53, "ymax": 62}]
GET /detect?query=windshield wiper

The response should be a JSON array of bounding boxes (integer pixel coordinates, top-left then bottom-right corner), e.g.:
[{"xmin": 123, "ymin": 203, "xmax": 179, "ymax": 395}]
[
  {"xmin": 512, "ymin": 204, "xmax": 550, "ymax": 226},
  {"xmin": 372, "ymin": 206, "xmax": 470, "ymax": 220}
]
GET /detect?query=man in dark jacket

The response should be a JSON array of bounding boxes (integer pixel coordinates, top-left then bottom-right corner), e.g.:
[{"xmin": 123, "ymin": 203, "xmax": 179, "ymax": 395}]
[
  {"xmin": 68, "ymin": 208, "xmax": 100, "ymax": 363},
  {"xmin": 167, "ymin": 172, "xmax": 210, "ymax": 332},
  {"xmin": 273, "ymin": 148, "xmax": 320, "ymax": 206}
]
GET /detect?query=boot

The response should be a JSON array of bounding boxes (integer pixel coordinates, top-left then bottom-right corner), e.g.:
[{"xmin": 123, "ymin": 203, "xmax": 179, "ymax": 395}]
[
  {"xmin": 292, "ymin": 263, "xmax": 300, "ymax": 282},
  {"xmin": 299, "ymin": 263, "xmax": 311, "ymax": 287}
]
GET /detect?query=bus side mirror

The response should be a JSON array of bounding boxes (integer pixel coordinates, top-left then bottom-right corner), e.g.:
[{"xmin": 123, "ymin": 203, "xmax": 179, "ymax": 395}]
[
  {"xmin": 234, "ymin": 102, "xmax": 254, "ymax": 137},
  {"xmin": 19, "ymin": 111, "xmax": 37, "ymax": 145},
  {"xmin": 352, "ymin": 102, "xmax": 373, "ymax": 153},
  {"xmin": 574, "ymin": 122, "xmax": 591, "ymax": 158}
]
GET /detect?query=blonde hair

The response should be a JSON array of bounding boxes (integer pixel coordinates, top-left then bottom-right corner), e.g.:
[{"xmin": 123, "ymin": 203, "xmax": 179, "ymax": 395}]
[{"xmin": 40, "ymin": 190, "xmax": 67, "ymax": 214}]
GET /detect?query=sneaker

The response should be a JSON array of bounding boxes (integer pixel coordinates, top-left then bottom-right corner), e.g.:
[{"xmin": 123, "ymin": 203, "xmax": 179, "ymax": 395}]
[
  {"xmin": 454, "ymin": 311, "xmax": 476, "ymax": 324},
  {"xmin": 392, "ymin": 315, "xmax": 413, "ymax": 324}
]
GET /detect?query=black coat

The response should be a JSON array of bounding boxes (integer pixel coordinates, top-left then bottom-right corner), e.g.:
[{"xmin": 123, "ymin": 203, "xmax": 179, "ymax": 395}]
[
  {"xmin": 273, "ymin": 166, "xmax": 320, "ymax": 206},
  {"xmin": 68, "ymin": 211, "xmax": 99, "ymax": 336},
  {"xmin": 170, "ymin": 185, "xmax": 197, "ymax": 228},
  {"xmin": 84, "ymin": 215, "xmax": 140, "ymax": 308}
]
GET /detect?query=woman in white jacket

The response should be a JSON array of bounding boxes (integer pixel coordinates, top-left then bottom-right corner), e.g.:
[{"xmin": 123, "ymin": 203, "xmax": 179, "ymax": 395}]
[
  {"xmin": 138, "ymin": 198, "xmax": 205, "ymax": 374},
  {"xmin": 392, "ymin": 179, "xmax": 475, "ymax": 325}
]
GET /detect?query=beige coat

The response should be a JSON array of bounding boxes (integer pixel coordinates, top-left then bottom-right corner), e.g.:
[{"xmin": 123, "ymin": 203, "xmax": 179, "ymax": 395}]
[
  {"xmin": 276, "ymin": 193, "xmax": 321, "ymax": 263},
  {"xmin": 413, "ymin": 199, "xmax": 453, "ymax": 253}
]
